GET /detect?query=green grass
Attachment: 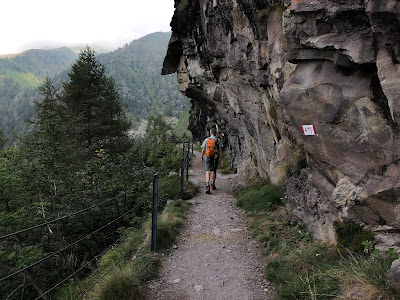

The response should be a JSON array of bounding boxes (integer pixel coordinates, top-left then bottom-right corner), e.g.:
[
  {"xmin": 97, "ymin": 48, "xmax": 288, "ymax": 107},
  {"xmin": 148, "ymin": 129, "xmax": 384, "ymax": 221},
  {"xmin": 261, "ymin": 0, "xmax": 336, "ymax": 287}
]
[
  {"xmin": 266, "ymin": 244, "xmax": 340, "ymax": 299},
  {"xmin": 87, "ymin": 200, "xmax": 191, "ymax": 300},
  {"xmin": 234, "ymin": 178, "xmax": 282, "ymax": 212},
  {"xmin": 1, "ymin": 70, "xmax": 41, "ymax": 89},
  {"xmin": 156, "ymin": 200, "xmax": 191, "ymax": 250},
  {"xmin": 329, "ymin": 253, "xmax": 400, "ymax": 299},
  {"xmin": 55, "ymin": 225, "xmax": 150, "ymax": 300},
  {"xmin": 235, "ymin": 178, "xmax": 400, "ymax": 300},
  {"xmin": 193, "ymin": 143, "xmax": 202, "ymax": 152}
]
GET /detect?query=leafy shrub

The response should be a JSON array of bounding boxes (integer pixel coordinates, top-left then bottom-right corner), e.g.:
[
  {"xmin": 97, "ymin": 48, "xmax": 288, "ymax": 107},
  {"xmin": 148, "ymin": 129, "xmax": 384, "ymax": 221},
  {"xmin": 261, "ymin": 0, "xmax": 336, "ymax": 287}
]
[{"xmin": 334, "ymin": 220, "xmax": 375, "ymax": 254}]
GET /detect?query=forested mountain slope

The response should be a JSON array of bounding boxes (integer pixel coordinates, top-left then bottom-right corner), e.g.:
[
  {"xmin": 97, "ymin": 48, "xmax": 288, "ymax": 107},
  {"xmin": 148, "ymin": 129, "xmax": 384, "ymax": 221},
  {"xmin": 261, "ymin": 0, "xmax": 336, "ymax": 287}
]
[
  {"xmin": 0, "ymin": 32, "xmax": 188, "ymax": 146},
  {"xmin": 99, "ymin": 32, "xmax": 188, "ymax": 124},
  {"xmin": 0, "ymin": 47, "xmax": 79, "ymax": 145}
]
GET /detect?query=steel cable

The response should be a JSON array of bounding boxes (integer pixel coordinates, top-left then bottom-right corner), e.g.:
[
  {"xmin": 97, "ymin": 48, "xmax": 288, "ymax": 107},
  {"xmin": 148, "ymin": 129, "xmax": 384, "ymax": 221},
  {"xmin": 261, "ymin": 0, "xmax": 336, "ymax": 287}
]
[
  {"xmin": 74, "ymin": 209, "xmax": 169, "ymax": 299},
  {"xmin": 0, "ymin": 168, "xmax": 151, "ymax": 240},
  {"xmin": 0, "ymin": 195, "xmax": 150, "ymax": 283},
  {"xmin": 33, "ymin": 213, "xmax": 150, "ymax": 300},
  {"xmin": 75, "ymin": 226, "xmax": 152, "ymax": 300}
]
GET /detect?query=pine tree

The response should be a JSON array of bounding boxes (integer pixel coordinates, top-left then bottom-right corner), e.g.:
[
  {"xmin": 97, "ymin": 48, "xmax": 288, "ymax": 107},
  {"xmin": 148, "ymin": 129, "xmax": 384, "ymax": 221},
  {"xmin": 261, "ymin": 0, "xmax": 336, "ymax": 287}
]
[
  {"xmin": 0, "ymin": 128, "xmax": 5, "ymax": 150},
  {"xmin": 33, "ymin": 78, "xmax": 67, "ymax": 157},
  {"xmin": 62, "ymin": 47, "xmax": 131, "ymax": 157}
]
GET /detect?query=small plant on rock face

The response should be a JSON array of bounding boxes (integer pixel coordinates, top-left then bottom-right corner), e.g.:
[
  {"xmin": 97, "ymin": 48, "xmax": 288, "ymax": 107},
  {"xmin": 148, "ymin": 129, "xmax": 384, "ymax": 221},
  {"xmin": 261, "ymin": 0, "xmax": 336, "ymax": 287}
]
[
  {"xmin": 299, "ymin": 230, "xmax": 311, "ymax": 244},
  {"xmin": 220, "ymin": 154, "xmax": 237, "ymax": 175},
  {"xmin": 333, "ymin": 220, "xmax": 375, "ymax": 254},
  {"xmin": 362, "ymin": 240, "xmax": 376, "ymax": 254},
  {"xmin": 385, "ymin": 248, "xmax": 399, "ymax": 260},
  {"xmin": 372, "ymin": 247, "xmax": 400, "ymax": 260},
  {"xmin": 280, "ymin": 145, "xmax": 307, "ymax": 178}
]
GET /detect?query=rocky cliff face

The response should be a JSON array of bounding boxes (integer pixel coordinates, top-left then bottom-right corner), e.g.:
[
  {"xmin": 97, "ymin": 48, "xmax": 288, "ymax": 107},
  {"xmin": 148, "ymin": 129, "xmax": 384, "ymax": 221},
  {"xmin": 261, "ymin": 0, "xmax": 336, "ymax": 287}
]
[{"xmin": 163, "ymin": 0, "xmax": 400, "ymax": 249}]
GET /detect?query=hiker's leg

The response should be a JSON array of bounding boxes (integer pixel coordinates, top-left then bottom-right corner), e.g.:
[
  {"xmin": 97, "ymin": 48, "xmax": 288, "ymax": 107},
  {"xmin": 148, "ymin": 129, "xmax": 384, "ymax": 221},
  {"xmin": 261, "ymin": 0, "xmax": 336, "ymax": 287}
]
[
  {"xmin": 211, "ymin": 171, "xmax": 216, "ymax": 183},
  {"xmin": 206, "ymin": 170, "xmax": 211, "ymax": 183},
  {"xmin": 205, "ymin": 157, "xmax": 214, "ymax": 184},
  {"xmin": 212, "ymin": 157, "xmax": 219, "ymax": 183}
]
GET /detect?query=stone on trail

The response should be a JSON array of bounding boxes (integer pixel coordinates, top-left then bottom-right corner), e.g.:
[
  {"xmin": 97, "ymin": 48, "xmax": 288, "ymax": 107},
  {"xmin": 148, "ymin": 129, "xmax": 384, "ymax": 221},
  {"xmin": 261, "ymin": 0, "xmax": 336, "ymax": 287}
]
[
  {"xmin": 195, "ymin": 285, "xmax": 204, "ymax": 292},
  {"xmin": 213, "ymin": 227, "xmax": 221, "ymax": 236}
]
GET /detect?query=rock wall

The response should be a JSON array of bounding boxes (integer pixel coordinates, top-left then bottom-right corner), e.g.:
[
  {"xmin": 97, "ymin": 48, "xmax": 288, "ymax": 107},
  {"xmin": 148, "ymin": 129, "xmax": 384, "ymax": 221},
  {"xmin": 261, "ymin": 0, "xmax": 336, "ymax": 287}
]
[{"xmin": 163, "ymin": 0, "xmax": 400, "ymax": 248}]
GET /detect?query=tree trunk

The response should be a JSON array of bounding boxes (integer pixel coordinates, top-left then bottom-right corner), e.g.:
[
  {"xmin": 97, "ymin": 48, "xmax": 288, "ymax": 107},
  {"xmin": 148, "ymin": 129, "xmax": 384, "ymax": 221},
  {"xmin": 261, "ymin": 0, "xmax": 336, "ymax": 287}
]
[{"xmin": 23, "ymin": 270, "xmax": 50, "ymax": 300}]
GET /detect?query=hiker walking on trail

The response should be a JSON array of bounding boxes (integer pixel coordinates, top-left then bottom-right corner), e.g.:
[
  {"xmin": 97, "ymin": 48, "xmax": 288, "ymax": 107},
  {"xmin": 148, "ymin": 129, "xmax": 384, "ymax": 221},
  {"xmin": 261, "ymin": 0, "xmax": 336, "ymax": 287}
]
[{"xmin": 201, "ymin": 128, "xmax": 223, "ymax": 194}]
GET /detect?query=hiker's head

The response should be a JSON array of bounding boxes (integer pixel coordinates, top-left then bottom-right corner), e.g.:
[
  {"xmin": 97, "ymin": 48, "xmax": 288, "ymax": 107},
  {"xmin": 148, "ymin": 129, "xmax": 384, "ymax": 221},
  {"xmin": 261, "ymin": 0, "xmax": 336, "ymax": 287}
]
[{"xmin": 210, "ymin": 128, "xmax": 216, "ymax": 136}]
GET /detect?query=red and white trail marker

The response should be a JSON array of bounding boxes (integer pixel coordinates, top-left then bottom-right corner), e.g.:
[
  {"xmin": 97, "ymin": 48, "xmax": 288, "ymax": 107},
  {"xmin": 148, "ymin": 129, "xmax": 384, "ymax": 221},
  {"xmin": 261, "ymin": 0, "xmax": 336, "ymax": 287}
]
[{"xmin": 302, "ymin": 125, "xmax": 317, "ymax": 136}]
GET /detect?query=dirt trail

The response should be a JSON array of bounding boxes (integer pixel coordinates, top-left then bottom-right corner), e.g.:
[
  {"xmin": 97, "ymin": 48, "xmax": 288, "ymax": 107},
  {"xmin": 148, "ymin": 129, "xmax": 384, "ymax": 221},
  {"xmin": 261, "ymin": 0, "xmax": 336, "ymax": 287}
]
[{"xmin": 145, "ymin": 151, "xmax": 272, "ymax": 299}]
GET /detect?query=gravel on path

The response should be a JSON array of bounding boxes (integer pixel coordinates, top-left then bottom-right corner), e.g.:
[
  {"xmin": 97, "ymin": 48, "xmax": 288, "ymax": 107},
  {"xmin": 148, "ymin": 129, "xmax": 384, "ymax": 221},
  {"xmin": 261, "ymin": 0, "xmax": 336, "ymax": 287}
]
[{"xmin": 144, "ymin": 151, "xmax": 272, "ymax": 300}]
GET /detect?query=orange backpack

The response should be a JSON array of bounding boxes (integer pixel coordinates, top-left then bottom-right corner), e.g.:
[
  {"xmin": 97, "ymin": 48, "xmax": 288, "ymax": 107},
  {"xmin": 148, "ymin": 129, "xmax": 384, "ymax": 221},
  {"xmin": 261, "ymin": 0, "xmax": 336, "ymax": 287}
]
[{"xmin": 205, "ymin": 138, "xmax": 217, "ymax": 157}]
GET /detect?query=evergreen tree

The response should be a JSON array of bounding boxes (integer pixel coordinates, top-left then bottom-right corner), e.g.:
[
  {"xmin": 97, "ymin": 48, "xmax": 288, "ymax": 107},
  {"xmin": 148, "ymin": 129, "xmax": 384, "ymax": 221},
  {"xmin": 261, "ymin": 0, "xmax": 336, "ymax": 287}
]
[
  {"xmin": 22, "ymin": 77, "xmax": 83, "ymax": 194},
  {"xmin": 31, "ymin": 78, "xmax": 70, "ymax": 162},
  {"xmin": 0, "ymin": 128, "xmax": 6, "ymax": 150},
  {"xmin": 62, "ymin": 47, "xmax": 131, "ymax": 157}
]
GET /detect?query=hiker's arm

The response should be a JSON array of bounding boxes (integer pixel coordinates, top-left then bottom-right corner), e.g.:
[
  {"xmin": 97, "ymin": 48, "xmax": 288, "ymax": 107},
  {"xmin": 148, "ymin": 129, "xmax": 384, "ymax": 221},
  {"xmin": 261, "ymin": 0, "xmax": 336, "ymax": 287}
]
[
  {"xmin": 219, "ymin": 148, "xmax": 224, "ymax": 167},
  {"xmin": 201, "ymin": 148, "xmax": 205, "ymax": 161}
]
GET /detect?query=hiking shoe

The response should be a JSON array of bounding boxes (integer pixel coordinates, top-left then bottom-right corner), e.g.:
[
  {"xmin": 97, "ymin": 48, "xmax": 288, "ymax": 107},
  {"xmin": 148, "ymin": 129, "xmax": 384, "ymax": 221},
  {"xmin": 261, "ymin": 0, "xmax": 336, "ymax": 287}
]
[
  {"xmin": 206, "ymin": 185, "xmax": 211, "ymax": 194},
  {"xmin": 211, "ymin": 183, "xmax": 216, "ymax": 190}
]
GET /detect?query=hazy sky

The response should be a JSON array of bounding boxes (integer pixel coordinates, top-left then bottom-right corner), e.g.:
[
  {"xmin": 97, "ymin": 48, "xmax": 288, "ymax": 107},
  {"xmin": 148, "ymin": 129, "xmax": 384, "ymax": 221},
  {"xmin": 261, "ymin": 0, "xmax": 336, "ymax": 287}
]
[{"xmin": 0, "ymin": 0, "xmax": 175, "ymax": 55}]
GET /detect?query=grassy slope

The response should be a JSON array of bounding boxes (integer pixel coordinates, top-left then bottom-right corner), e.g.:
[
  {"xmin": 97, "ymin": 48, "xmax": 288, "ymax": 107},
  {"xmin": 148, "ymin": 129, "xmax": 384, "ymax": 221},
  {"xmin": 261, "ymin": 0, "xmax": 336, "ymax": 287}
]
[
  {"xmin": 0, "ymin": 47, "xmax": 77, "ymax": 88},
  {"xmin": 0, "ymin": 70, "xmax": 41, "ymax": 89}
]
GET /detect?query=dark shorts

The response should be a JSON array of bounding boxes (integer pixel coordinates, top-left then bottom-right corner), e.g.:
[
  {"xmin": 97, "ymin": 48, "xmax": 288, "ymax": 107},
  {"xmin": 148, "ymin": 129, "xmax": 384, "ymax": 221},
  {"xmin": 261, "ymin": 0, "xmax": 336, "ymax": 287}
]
[{"xmin": 205, "ymin": 156, "xmax": 219, "ymax": 172}]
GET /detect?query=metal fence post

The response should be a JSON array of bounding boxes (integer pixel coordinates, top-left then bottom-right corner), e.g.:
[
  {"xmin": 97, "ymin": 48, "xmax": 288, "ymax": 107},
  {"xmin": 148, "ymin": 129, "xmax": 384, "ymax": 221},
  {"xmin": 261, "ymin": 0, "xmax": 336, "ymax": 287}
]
[
  {"xmin": 186, "ymin": 143, "xmax": 189, "ymax": 181},
  {"xmin": 180, "ymin": 158, "xmax": 184, "ymax": 199},
  {"xmin": 151, "ymin": 174, "xmax": 158, "ymax": 252}
]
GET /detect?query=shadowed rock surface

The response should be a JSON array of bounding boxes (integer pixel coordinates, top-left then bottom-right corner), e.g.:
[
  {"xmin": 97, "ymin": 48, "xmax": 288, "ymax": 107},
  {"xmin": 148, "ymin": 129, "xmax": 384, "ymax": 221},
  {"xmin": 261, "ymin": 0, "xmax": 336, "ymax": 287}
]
[{"xmin": 163, "ymin": 0, "xmax": 400, "ymax": 253}]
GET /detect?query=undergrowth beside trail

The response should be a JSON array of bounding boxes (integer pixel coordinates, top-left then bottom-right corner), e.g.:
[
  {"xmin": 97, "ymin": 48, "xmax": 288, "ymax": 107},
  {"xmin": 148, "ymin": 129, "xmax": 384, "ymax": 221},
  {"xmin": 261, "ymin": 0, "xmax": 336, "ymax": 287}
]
[
  {"xmin": 234, "ymin": 179, "xmax": 400, "ymax": 300},
  {"xmin": 56, "ymin": 175, "xmax": 197, "ymax": 300},
  {"xmin": 235, "ymin": 178, "xmax": 282, "ymax": 212},
  {"xmin": 220, "ymin": 157, "xmax": 237, "ymax": 175},
  {"xmin": 159, "ymin": 174, "xmax": 199, "ymax": 201}
]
